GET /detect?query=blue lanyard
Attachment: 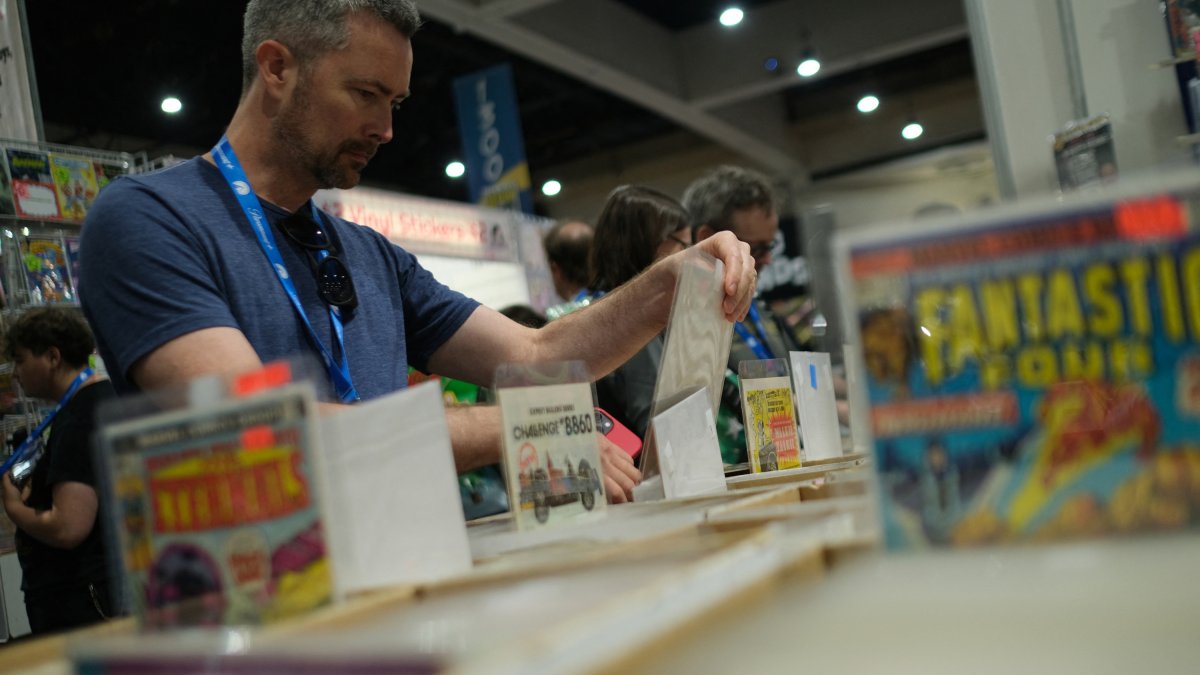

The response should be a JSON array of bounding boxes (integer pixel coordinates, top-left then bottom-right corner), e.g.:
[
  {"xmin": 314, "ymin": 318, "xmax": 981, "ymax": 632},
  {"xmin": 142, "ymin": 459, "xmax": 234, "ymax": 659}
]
[
  {"xmin": 571, "ymin": 288, "xmax": 591, "ymax": 303},
  {"xmin": 733, "ymin": 303, "xmax": 775, "ymax": 361},
  {"xmin": 211, "ymin": 137, "xmax": 359, "ymax": 403},
  {"xmin": 0, "ymin": 367, "xmax": 93, "ymax": 476}
]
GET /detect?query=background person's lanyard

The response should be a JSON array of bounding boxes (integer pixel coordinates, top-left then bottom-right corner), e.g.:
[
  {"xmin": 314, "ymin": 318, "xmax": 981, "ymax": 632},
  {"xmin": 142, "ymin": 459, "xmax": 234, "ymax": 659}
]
[
  {"xmin": 0, "ymin": 367, "xmax": 94, "ymax": 476},
  {"xmin": 211, "ymin": 137, "xmax": 360, "ymax": 403},
  {"xmin": 733, "ymin": 303, "xmax": 775, "ymax": 361}
]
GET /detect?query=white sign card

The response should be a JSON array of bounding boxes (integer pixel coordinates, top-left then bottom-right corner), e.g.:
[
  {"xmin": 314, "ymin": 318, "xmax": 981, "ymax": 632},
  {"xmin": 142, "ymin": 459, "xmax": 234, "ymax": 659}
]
[
  {"xmin": 496, "ymin": 361, "xmax": 606, "ymax": 531},
  {"xmin": 652, "ymin": 386, "xmax": 727, "ymax": 499},
  {"xmin": 790, "ymin": 351, "xmax": 843, "ymax": 462},
  {"xmin": 319, "ymin": 381, "xmax": 472, "ymax": 595}
]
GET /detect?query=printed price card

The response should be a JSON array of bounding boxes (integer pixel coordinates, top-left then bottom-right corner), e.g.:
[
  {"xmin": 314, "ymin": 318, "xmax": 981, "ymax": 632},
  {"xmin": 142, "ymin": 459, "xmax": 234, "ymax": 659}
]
[{"xmin": 496, "ymin": 361, "xmax": 606, "ymax": 531}]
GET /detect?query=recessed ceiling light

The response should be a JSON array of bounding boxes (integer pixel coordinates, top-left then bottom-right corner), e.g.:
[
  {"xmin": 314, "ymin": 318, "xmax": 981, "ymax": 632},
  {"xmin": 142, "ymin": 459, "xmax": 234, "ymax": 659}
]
[
  {"xmin": 541, "ymin": 180, "xmax": 562, "ymax": 197},
  {"xmin": 719, "ymin": 7, "xmax": 744, "ymax": 27},
  {"xmin": 445, "ymin": 161, "xmax": 465, "ymax": 179},
  {"xmin": 902, "ymin": 122, "xmax": 924, "ymax": 140},
  {"xmin": 857, "ymin": 95, "xmax": 880, "ymax": 113},
  {"xmin": 796, "ymin": 57, "xmax": 821, "ymax": 78},
  {"xmin": 161, "ymin": 96, "xmax": 182, "ymax": 114}
]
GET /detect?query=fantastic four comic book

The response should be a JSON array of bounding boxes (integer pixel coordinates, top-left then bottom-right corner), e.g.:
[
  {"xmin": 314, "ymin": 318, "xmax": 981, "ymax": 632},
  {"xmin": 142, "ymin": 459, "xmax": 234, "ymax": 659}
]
[{"xmin": 839, "ymin": 179, "xmax": 1200, "ymax": 548}]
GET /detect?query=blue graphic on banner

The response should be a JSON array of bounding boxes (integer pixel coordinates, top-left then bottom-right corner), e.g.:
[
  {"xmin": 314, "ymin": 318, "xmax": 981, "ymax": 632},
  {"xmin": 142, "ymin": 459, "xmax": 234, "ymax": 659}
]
[{"xmin": 453, "ymin": 64, "xmax": 534, "ymax": 213}]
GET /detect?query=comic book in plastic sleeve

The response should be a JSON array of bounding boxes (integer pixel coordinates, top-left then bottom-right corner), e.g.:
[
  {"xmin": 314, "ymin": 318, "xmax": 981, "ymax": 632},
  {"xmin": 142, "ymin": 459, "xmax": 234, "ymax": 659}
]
[
  {"xmin": 49, "ymin": 153, "xmax": 99, "ymax": 222},
  {"xmin": 6, "ymin": 148, "xmax": 60, "ymax": 220},
  {"xmin": 23, "ymin": 237, "xmax": 73, "ymax": 304},
  {"xmin": 739, "ymin": 360, "xmax": 802, "ymax": 473},
  {"xmin": 837, "ymin": 178, "xmax": 1200, "ymax": 549},
  {"xmin": 101, "ymin": 384, "xmax": 333, "ymax": 627}
]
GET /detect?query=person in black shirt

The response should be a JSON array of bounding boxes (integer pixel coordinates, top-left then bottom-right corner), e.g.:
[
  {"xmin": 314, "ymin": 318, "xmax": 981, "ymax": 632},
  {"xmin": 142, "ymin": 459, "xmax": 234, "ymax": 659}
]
[
  {"xmin": 1, "ymin": 308, "xmax": 118, "ymax": 634},
  {"xmin": 587, "ymin": 185, "xmax": 692, "ymax": 440}
]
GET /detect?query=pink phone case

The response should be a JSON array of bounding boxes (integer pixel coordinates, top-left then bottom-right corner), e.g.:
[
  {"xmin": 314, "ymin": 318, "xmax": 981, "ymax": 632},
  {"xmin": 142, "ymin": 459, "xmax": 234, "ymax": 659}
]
[{"xmin": 595, "ymin": 407, "xmax": 643, "ymax": 458}]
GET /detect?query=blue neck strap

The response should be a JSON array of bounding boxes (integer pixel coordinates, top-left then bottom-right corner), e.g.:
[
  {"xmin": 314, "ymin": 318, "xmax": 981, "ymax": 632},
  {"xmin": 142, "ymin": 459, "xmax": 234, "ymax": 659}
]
[
  {"xmin": 733, "ymin": 303, "xmax": 775, "ymax": 361},
  {"xmin": 211, "ymin": 137, "xmax": 359, "ymax": 403},
  {"xmin": 0, "ymin": 367, "xmax": 94, "ymax": 475}
]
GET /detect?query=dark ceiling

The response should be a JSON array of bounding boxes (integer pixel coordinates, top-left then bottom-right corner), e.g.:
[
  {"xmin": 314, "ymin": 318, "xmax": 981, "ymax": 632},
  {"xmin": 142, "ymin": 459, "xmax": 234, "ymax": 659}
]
[{"xmin": 24, "ymin": 1, "xmax": 974, "ymax": 212}]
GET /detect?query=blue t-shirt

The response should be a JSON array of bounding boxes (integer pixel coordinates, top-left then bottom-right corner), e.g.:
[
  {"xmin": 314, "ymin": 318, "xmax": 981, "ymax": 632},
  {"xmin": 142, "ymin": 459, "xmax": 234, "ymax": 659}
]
[{"xmin": 79, "ymin": 158, "xmax": 479, "ymax": 401}]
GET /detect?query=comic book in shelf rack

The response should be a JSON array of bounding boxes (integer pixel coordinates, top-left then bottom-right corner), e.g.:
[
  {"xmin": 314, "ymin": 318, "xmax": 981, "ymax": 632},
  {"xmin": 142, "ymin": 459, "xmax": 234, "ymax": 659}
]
[
  {"xmin": 0, "ymin": 141, "xmax": 132, "ymax": 226},
  {"xmin": 99, "ymin": 382, "xmax": 334, "ymax": 628},
  {"xmin": 834, "ymin": 172, "xmax": 1200, "ymax": 550}
]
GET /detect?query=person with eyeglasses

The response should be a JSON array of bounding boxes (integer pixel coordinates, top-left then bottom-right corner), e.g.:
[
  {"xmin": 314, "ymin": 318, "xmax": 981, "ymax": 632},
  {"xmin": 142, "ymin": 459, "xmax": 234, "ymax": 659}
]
[
  {"xmin": 78, "ymin": 0, "xmax": 757, "ymax": 505},
  {"xmin": 684, "ymin": 165, "xmax": 804, "ymax": 465},
  {"xmin": 583, "ymin": 185, "xmax": 692, "ymax": 441}
]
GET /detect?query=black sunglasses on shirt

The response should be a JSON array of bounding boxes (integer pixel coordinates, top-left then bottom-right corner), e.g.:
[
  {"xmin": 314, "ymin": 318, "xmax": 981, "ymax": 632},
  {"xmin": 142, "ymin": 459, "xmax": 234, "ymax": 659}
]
[{"xmin": 277, "ymin": 211, "xmax": 358, "ymax": 311}]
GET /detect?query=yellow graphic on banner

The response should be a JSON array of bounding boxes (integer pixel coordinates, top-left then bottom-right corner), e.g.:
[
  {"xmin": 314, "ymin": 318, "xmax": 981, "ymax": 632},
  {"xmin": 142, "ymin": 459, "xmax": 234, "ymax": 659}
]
[{"xmin": 480, "ymin": 162, "xmax": 531, "ymax": 210}]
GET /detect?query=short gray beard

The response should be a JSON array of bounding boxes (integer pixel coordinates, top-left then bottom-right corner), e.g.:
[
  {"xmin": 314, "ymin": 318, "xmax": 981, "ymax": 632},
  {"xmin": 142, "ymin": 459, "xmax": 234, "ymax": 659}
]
[{"xmin": 271, "ymin": 85, "xmax": 358, "ymax": 190}]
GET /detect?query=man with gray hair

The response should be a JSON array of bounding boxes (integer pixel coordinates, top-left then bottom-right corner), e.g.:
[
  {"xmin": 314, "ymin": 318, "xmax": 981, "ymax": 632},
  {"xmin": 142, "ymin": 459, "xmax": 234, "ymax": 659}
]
[
  {"xmin": 80, "ymin": 1, "xmax": 759, "ymax": 503},
  {"xmin": 685, "ymin": 165, "xmax": 803, "ymax": 463}
]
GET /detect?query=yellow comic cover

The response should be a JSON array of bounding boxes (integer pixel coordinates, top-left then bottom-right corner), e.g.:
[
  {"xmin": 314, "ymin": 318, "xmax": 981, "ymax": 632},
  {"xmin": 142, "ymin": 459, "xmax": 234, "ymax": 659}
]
[
  {"xmin": 741, "ymin": 377, "xmax": 802, "ymax": 473},
  {"xmin": 50, "ymin": 154, "xmax": 100, "ymax": 222}
]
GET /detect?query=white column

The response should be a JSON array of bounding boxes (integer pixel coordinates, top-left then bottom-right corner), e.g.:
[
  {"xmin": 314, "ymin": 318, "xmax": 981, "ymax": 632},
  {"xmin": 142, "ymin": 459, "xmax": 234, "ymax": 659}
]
[
  {"xmin": 0, "ymin": 0, "xmax": 41, "ymax": 141},
  {"xmin": 966, "ymin": 0, "xmax": 1189, "ymax": 200}
]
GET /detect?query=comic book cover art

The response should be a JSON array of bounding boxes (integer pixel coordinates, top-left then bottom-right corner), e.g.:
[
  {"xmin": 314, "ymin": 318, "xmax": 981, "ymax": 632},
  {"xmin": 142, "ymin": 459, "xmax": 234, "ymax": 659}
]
[
  {"xmin": 845, "ymin": 188, "xmax": 1200, "ymax": 549},
  {"xmin": 1053, "ymin": 115, "xmax": 1117, "ymax": 192},
  {"xmin": 739, "ymin": 370, "xmax": 802, "ymax": 473},
  {"xmin": 497, "ymin": 378, "xmax": 605, "ymax": 531},
  {"xmin": 23, "ymin": 237, "xmax": 73, "ymax": 304},
  {"xmin": 49, "ymin": 154, "xmax": 100, "ymax": 222},
  {"xmin": 64, "ymin": 236, "xmax": 82, "ymax": 296},
  {"xmin": 92, "ymin": 159, "xmax": 128, "ymax": 192},
  {"xmin": 102, "ymin": 385, "xmax": 332, "ymax": 627},
  {"xmin": 0, "ymin": 152, "xmax": 14, "ymax": 216},
  {"xmin": 6, "ymin": 149, "xmax": 60, "ymax": 220}
]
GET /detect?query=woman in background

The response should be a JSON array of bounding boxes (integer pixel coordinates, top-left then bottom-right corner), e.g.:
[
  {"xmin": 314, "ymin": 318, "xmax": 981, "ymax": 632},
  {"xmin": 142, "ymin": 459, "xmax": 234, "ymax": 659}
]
[{"xmin": 587, "ymin": 185, "xmax": 691, "ymax": 440}]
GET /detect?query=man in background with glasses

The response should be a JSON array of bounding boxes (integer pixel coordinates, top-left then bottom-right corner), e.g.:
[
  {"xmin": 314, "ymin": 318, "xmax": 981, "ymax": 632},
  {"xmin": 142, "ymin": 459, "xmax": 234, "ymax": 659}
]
[
  {"xmin": 78, "ymin": 0, "xmax": 757, "ymax": 504},
  {"xmin": 685, "ymin": 165, "xmax": 804, "ymax": 465}
]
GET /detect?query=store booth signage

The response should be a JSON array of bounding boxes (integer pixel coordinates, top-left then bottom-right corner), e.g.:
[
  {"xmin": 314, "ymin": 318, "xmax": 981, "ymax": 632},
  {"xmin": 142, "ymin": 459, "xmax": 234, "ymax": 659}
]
[
  {"xmin": 452, "ymin": 63, "xmax": 534, "ymax": 213},
  {"xmin": 316, "ymin": 186, "xmax": 517, "ymax": 261}
]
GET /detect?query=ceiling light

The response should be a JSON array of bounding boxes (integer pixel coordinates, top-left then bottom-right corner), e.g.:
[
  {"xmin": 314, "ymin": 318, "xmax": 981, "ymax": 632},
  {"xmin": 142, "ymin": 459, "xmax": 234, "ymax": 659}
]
[
  {"xmin": 796, "ymin": 56, "xmax": 821, "ymax": 78},
  {"xmin": 857, "ymin": 95, "xmax": 880, "ymax": 114},
  {"xmin": 541, "ymin": 180, "xmax": 562, "ymax": 197},
  {"xmin": 902, "ymin": 122, "xmax": 924, "ymax": 140},
  {"xmin": 445, "ymin": 161, "xmax": 465, "ymax": 179},
  {"xmin": 719, "ymin": 7, "xmax": 744, "ymax": 27},
  {"xmin": 161, "ymin": 96, "xmax": 182, "ymax": 114},
  {"xmin": 764, "ymin": 56, "xmax": 780, "ymax": 73}
]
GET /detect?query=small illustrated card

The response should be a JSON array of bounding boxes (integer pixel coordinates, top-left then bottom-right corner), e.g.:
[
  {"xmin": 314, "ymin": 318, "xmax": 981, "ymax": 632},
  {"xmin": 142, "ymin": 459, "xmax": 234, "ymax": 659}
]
[
  {"xmin": 790, "ymin": 351, "xmax": 844, "ymax": 462},
  {"xmin": 496, "ymin": 361, "xmax": 606, "ymax": 531},
  {"xmin": 739, "ymin": 359, "xmax": 802, "ymax": 473},
  {"xmin": 652, "ymin": 386, "xmax": 726, "ymax": 499},
  {"xmin": 319, "ymin": 380, "xmax": 471, "ymax": 595}
]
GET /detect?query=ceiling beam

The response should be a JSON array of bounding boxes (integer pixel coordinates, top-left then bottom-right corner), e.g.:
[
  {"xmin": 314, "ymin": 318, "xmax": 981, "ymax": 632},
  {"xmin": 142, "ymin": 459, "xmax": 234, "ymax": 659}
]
[
  {"xmin": 417, "ymin": 0, "xmax": 809, "ymax": 177},
  {"xmin": 475, "ymin": 0, "xmax": 563, "ymax": 20}
]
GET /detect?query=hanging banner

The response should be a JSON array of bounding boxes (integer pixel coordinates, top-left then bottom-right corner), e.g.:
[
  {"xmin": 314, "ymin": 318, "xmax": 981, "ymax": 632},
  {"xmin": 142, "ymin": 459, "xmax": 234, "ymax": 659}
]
[
  {"xmin": 452, "ymin": 64, "xmax": 534, "ymax": 213},
  {"xmin": 0, "ymin": 0, "xmax": 39, "ymax": 141}
]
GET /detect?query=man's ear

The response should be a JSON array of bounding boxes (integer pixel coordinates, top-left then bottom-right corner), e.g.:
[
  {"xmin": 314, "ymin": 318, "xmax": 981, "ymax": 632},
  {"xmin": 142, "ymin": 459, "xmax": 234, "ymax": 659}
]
[
  {"xmin": 45, "ymin": 346, "xmax": 61, "ymax": 368},
  {"xmin": 694, "ymin": 224, "xmax": 717, "ymax": 242},
  {"xmin": 254, "ymin": 39, "xmax": 299, "ymax": 100}
]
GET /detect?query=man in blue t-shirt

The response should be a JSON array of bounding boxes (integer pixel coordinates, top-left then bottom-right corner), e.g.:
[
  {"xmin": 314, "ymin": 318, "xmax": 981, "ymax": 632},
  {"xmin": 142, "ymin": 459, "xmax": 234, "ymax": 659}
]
[{"xmin": 79, "ymin": 0, "xmax": 758, "ymax": 503}]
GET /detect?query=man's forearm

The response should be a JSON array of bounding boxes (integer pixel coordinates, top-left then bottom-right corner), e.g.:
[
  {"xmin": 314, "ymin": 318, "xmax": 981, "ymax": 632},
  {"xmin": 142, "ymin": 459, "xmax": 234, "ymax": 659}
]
[
  {"xmin": 446, "ymin": 405, "xmax": 504, "ymax": 472},
  {"xmin": 533, "ymin": 262, "xmax": 676, "ymax": 380}
]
